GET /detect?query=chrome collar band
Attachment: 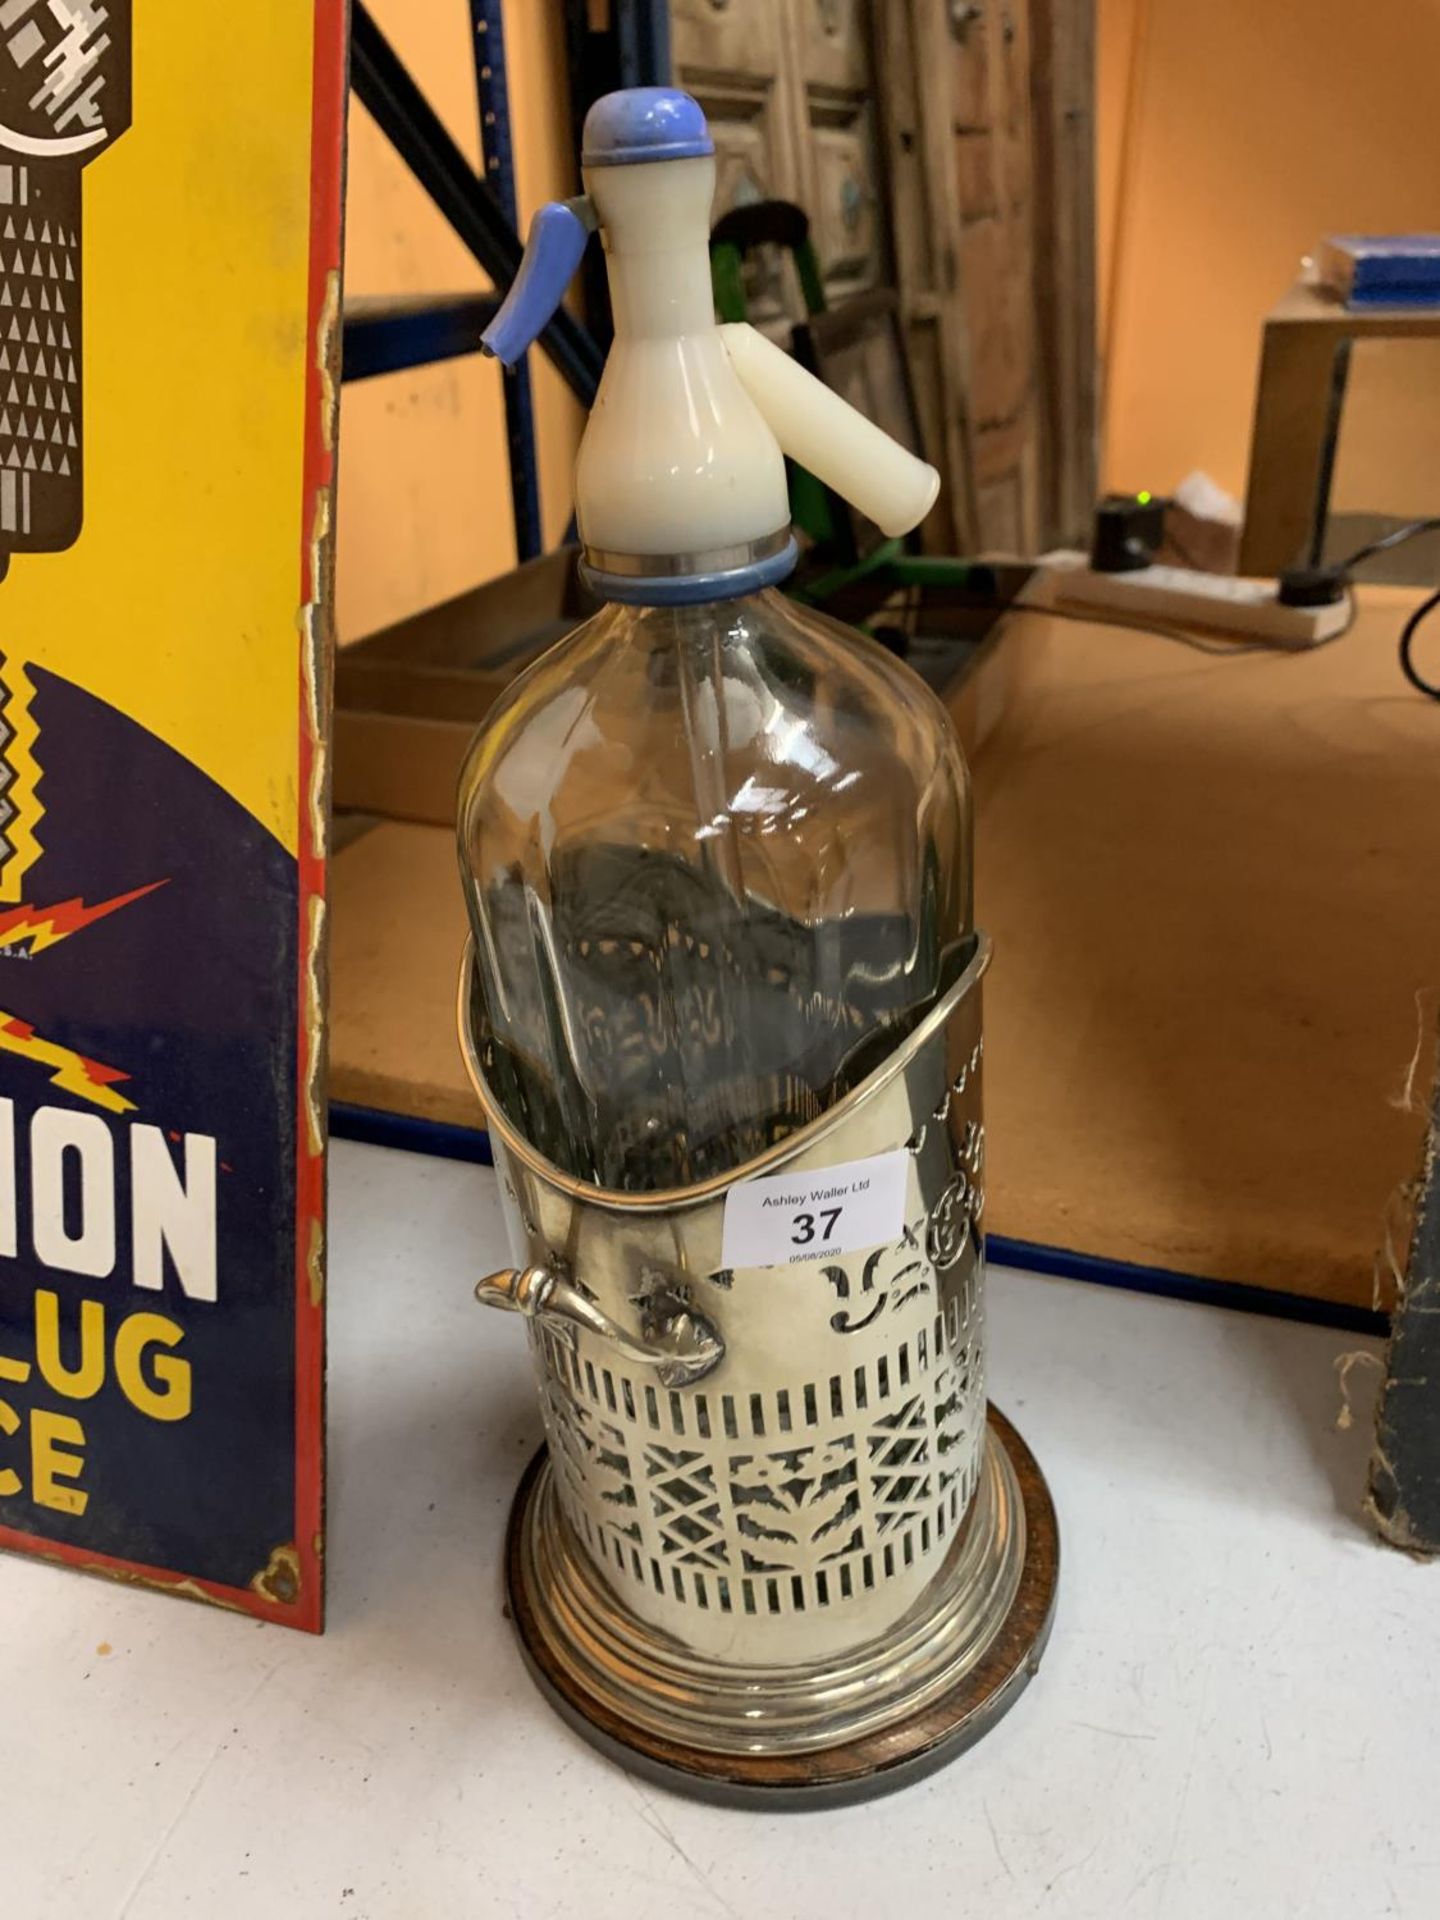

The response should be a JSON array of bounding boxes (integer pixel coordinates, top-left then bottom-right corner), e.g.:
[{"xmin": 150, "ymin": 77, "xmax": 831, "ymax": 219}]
[
  {"xmin": 460, "ymin": 933, "xmax": 991, "ymax": 1212},
  {"xmin": 579, "ymin": 525, "xmax": 797, "ymax": 606}
]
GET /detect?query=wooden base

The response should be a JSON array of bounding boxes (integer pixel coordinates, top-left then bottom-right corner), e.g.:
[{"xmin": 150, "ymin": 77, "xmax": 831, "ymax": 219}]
[{"xmin": 503, "ymin": 1404, "xmax": 1059, "ymax": 1810}]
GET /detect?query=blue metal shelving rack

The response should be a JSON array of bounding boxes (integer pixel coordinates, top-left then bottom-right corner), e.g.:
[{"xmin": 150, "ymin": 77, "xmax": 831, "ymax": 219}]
[{"xmin": 342, "ymin": 1, "xmax": 670, "ymax": 560}]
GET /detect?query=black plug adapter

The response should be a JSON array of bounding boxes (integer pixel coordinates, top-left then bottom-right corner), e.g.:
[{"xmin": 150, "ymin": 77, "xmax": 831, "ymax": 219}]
[
  {"xmin": 1277, "ymin": 566, "xmax": 1347, "ymax": 608},
  {"xmin": 1090, "ymin": 494, "xmax": 1168, "ymax": 573}
]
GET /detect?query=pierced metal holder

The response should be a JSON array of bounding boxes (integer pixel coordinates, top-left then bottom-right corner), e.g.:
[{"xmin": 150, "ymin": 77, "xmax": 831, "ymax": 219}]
[{"xmin": 460, "ymin": 934, "xmax": 1058, "ymax": 1806}]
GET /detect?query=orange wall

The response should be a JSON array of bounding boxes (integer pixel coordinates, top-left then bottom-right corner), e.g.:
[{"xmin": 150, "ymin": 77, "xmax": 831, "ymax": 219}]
[
  {"xmin": 1100, "ymin": 0, "xmax": 1440, "ymax": 511},
  {"xmin": 336, "ymin": 3, "xmax": 584, "ymax": 643}
]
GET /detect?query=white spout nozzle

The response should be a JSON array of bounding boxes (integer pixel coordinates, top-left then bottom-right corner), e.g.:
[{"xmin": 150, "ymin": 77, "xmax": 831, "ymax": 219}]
[{"xmin": 718, "ymin": 323, "xmax": 940, "ymax": 539}]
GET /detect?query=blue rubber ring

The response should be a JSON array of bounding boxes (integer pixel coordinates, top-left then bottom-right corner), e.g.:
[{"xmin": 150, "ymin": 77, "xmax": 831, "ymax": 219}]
[{"xmin": 580, "ymin": 538, "xmax": 799, "ymax": 607}]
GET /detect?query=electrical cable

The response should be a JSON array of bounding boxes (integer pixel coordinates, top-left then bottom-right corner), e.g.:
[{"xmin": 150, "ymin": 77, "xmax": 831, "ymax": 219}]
[
  {"xmin": 1333, "ymin": 516, "xmax": 1440, "ymax": 574},
  {"xmin": 891, "ymin": 530, "xmax": 1440, "ymax": 691},
  {"xmin": 998, "ymin": 509, "xmax": 1440, "ymax": 689},
  {"xmin": 892, "ymin": 586, "xmax": 1357, "ymax": 660},
  {"xmin": 1007, "ymin": 594, "xmax": 1357, "ymax": 657},
  {"xmin": 1397, "ymin": 587, "xmax": 1440, "ymax": 701},
  {"xmin": 1324, "ymin": 517, "xmax": 1440, "ymax": 698}
]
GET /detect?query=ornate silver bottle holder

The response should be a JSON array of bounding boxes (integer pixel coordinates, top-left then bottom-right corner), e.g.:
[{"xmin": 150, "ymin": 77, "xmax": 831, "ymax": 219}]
[{"xmin": 460, "ymin": 934, "xmax": 1058, "ymax": 1807}]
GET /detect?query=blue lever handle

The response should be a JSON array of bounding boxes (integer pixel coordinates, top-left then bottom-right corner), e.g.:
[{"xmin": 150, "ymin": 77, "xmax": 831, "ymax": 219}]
[{"xmin": 482, "ymin": 198, "xmax": 596, "ymax": 367}]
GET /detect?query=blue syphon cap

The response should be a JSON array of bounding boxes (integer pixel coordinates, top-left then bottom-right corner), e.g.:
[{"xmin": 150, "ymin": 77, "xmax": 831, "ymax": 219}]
[
  {"xmin": 481, "ymin": 90, "xmax": 713, "ymax": 364},
  {"xmin": 581, "ymin": 86, "xmax": 714, "ymax": 167},
  {"xmin": 481, "ymin": 198, "xmax": 595, "ymax": 368}
]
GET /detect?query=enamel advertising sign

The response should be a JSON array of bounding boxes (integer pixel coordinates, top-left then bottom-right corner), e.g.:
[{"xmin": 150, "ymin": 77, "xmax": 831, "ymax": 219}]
[{"xmin": 0, "ymin": 2, "xmax": 345, "ymax": 1631}]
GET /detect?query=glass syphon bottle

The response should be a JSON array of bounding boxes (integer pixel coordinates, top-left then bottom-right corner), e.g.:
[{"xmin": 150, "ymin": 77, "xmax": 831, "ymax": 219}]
[{"xmin": 457, "ymin": 85, "xmax": 971, "ymax": 1189}]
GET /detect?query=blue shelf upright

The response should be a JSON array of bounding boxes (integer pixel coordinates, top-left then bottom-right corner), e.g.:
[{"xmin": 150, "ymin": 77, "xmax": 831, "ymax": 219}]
[{"xmin": 343, "ymin": 2, "xmax": 664, "ymax": 561}]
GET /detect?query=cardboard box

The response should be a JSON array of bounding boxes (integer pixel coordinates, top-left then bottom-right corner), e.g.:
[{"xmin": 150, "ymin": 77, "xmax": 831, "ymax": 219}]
[{"xmin": 334, "ymin": 547, "xmax": 600, "ymax": 826}]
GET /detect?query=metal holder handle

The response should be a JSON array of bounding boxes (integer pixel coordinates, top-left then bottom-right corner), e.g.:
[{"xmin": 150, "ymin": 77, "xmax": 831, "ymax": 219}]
[{"xmin": 475, "ymin": 1265, "xmax": 724, "ymax": 1390}]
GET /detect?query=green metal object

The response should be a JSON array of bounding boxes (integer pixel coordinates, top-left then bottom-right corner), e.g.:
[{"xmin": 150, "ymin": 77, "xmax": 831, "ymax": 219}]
[
  {"xmin": 709, "ymin": 203, "xmax": 837, "ymax": 550},
  {"xmin": 707, "ymin": 197, "xmax": 979, "ymax": 624},
  {"xmin": 792, "ymin": 236, "xmax": 826, "ymax": 319},
  {"xmin": 710, "ymin": 241, "xmax": 747, "ymax": 325},
  {"xmin": 791, "ymin": 538, "xmax": 907, "ymax": 606}
]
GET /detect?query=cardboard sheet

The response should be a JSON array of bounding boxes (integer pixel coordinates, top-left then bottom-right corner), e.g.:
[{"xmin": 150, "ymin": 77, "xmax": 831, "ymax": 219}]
[
  {"xmin": 330, "ymin": 821, "xmax": 475, "ymax": 1131},
  {"xmin": 975, "ymin": 591, "xmax": 1436, "ymax": 1309}
]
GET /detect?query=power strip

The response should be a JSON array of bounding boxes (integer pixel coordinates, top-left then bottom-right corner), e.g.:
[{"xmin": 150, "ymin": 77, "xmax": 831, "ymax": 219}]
[{"xmin": 1024, "ymin": 550, "xmax": 1349, "ymax": 647}]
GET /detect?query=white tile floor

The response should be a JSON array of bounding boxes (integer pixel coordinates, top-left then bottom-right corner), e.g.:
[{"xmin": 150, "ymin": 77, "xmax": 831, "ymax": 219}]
[{"xmin": 1, "ymin": 1139, "xmax": 1431, "ymax": 1920}]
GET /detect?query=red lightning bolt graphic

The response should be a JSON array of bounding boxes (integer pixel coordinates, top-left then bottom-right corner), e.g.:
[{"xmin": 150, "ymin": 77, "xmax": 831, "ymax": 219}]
[
  {"xmin": 0, "ymin": 880, "xmax": 166, "ymax": 1109},
  {"xmin": 0, "ymin": 879, "xmax": 167, "ymax": 955},
  {"xmin": 0, "ymin": 1014, "xmax": 135, "ymax": 1113}
]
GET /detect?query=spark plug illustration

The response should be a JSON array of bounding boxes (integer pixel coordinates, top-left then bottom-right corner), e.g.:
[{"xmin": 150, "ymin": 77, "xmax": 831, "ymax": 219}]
[{"xmin": 0, "ymin": 1, "xmax": 130, "ymax": 577}]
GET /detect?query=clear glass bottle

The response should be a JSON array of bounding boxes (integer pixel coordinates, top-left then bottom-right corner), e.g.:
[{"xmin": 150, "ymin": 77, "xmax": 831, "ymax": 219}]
[
  {"xmin": 460, "ymin": 85, "xmax": 965, "ymax": 1187},
  {"xmin": 458, "ymin": 587, "xmax": 973, "ymax": 1190}
]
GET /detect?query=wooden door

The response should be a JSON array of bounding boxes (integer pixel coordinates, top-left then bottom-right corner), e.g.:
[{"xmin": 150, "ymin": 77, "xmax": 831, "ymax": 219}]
[
  {"xmin": 783, "ymin": 1, "xmax": 883, "ymax": 313},
  {"xmin": 1029, "ymin": 0, "xmax": 1098, "ymax": 547},
  {"xmin": 875, "ymin": 0, "xmax": 1057, "ymax": 554},
  {"xmin": 669, "ymin": 0, "xmax": 804, "ymax": 332},
  {"xmin": 672, "ymin": 0, "xmax": 1096, "ymax": 554},
  {"xmin": 951, "ymin": 0, "xmax": 1042, "ymax": 553},
  {"xmin": 670, "ymin": 0, "xmax": 885, "ymax": 332}
]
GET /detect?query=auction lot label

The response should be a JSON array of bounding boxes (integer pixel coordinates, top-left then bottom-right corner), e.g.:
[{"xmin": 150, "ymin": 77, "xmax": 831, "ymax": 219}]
[{"xmin": 722, "ymin": 1150, "xmax": 911, "ymax": 1270}]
